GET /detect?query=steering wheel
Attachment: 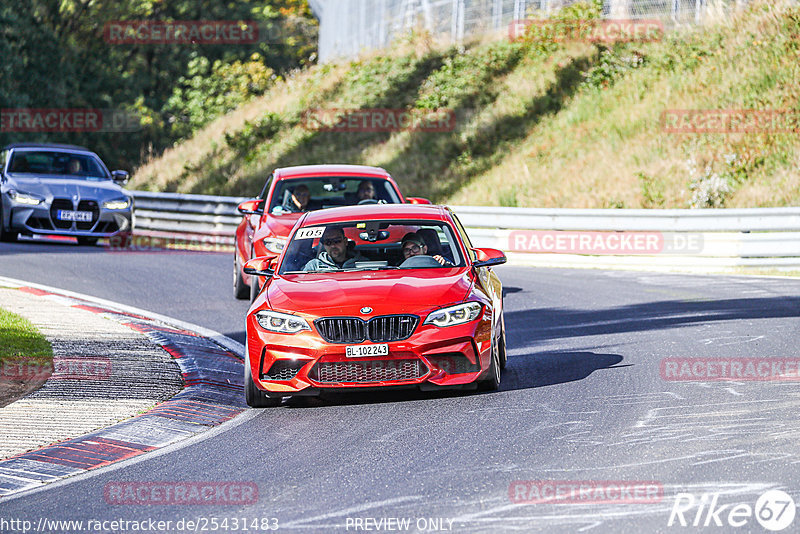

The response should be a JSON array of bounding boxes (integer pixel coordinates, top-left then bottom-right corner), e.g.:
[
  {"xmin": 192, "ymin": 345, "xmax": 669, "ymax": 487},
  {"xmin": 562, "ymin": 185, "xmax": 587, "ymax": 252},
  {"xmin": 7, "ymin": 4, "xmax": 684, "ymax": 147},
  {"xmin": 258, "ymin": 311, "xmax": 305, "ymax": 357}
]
[
  {"xmin": 358, "ymin": 199, "xmax": 379, "ymax": 205},
  {"xmin": 399, "ymin": 255, "xmax": 442, "ymax": 268}
]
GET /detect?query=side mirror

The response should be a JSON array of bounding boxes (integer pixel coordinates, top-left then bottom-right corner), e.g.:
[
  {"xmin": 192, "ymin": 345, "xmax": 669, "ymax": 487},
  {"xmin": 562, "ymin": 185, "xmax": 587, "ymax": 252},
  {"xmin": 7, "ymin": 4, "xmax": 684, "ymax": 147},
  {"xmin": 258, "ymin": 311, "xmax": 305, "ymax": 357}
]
[
  {"xmin": 472, "ymin": 247, "xmax": 507, "ymax": 269},
  {"xmin": 243, "ymin": 255, "xmax": 277, "ymax": 277},
  {"xmin": 111, "ymin": 170, "xmax": 129, "ymax": 185},
  {"xmin": 238, "ymin": 199, "xmax": 264, "ymax": 215},
  {"xmin": 406, "ymin": 197, "xmax": 432, "ymax": 205}
]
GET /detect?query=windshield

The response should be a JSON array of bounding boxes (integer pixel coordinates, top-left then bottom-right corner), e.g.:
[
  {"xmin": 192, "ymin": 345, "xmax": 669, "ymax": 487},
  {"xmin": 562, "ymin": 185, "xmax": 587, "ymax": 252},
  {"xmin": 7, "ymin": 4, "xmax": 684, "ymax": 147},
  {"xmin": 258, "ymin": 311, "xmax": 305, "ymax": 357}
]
[
  {"xmin": 269, "ymin": 176, "xmax": 401, "ymax": 215},
  {"xmin": 7, "ymin": 150, "xmax": 109, "ymax": 179},
  {"xmin": 279, "ymin": 220, "xmax": 464, "ymax": 274}
]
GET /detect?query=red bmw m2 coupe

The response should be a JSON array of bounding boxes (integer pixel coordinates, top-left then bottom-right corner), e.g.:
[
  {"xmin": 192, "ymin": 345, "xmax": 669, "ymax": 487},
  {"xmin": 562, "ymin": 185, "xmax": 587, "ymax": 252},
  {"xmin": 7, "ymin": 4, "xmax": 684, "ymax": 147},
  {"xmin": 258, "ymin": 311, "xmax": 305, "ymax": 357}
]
[{"xmin": 242, "ymin": 204, "xmax": 507, "ymax": 407}]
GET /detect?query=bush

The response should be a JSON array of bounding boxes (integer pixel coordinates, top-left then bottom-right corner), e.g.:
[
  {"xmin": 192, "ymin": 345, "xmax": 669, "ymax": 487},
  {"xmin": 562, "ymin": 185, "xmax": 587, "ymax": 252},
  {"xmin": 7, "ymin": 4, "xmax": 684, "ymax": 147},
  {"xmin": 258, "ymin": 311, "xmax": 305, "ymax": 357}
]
[
  {"xmin": 163, "ymin": 55, "xmax": 276, "ymax": 140},
  {"xmin": 416, "ymin": 42, "xmax": 525, "ymax": 110},
  {"xmin": 224, "ymin": 113, "xmax": 284, "ymax": 156}
]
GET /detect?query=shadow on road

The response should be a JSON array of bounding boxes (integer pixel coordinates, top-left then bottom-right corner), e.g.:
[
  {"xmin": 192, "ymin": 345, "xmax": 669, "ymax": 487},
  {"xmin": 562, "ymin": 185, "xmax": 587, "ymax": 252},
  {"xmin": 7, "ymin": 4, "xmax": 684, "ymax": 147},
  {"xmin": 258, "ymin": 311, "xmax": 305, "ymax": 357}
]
[
  {"xmin": 500, "ymin": 350, "xmax": 625, "ymax": 393},
  {"xmin": 275, "ymin": 349, "xmax": 625, "ymax": 408},
  {"xmin": 506, "ymin": 296, "xmax": 800, "ymax": 349}
]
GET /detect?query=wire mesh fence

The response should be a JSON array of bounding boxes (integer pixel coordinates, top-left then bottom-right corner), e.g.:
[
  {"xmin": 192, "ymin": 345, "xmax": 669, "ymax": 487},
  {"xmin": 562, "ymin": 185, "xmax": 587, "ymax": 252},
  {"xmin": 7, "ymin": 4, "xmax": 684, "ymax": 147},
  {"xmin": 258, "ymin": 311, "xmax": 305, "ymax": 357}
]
[{"xmin": 308, "ymin": 0, "xmax": 748, "ymax": 61}]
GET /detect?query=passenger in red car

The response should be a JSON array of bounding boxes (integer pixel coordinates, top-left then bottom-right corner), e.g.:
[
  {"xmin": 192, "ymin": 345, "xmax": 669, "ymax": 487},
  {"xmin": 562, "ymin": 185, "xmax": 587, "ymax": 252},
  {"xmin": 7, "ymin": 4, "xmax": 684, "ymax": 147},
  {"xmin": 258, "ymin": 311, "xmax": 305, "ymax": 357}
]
[
  {"xmin": 401, "ymin": 232, "xmax": 450, "ymax": 266},
  {"xmin": 303, "ymin": 227, "xmax": 366, "ymax": 271}
]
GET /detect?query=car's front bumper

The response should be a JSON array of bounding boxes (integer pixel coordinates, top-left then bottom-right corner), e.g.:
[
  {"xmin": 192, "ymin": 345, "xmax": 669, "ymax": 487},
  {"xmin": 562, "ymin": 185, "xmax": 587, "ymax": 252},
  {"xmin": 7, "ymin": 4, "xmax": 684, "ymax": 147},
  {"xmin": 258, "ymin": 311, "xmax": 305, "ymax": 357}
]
[
  {"xmin": 7, "ymin": 202, "xmax": 133, "ymax": 238},
  {"xmin": 246, "ymin": 312, "xmax": 494, "ymax": 396}
]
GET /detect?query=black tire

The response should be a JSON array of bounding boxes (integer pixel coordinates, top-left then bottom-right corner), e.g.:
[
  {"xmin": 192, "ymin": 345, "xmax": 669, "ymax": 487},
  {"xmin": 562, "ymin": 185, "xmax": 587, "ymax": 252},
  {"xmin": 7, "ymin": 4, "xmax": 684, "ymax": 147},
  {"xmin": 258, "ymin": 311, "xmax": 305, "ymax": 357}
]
[
  {"xmin": 77, "ymin": 237, "xmax": 98, "ymax": 246},
  {"xmin": 249, "ymin": 274, "xmax": 261, "ymax": 303},
  {"xmin": 0, "ymin": 207, "xmax": 18, "ymax": 242},
  {"xmin": 244, "ymin": 359, "xmax": 281, "ymax": 408},
  {"xmin": 233, "ymin": 254, "xmax": 250, "ymax": 300},
  {"xmin": 498, "ymin": 317, "xmax": 508, "ymax": 371},
  {"xmin": 479, "ymin": 332, "xmax": 502, "ymax": 391}
]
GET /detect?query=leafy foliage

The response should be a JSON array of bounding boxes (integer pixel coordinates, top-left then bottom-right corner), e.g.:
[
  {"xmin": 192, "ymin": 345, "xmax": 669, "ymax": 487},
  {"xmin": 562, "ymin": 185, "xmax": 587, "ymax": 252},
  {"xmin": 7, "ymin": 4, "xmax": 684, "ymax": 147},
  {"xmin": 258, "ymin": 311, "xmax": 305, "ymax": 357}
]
[
  {"xmin": 0, "ymin": 1, "xmax": 317, "ymax": 170},
  {"xmin": 581, "ymin": 48, "xmax": 646, "ymax": 90},
  {"xmin": 224, "ymin": 112, "xmax": 284, "ymax": 156},
  {"xmin": 416, "ymin": 42, "xmax": 526, "ymax": 110},
  {"xmin": 164, "ymin": 56, "xmax": 276, "ymax": 140}
]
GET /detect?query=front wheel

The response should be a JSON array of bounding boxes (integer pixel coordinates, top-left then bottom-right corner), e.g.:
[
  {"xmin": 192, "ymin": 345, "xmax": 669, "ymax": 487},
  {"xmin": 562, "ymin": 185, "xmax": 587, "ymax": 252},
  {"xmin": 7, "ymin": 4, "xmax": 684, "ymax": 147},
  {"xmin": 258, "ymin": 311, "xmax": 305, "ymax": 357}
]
[
  {"xmin": 249, "ymin": 275, "xmax": 261, "ymax": 303},
  {"xmin": 498, "ymin": 319, "xmax": 508, "ymax": 370},
  {"xmin": 233, "ymin": 254, "xmax": 249, "ymax": 300},
  {"xmin": 479, "ymin": 333, "xmax": 501, "ymax": 391},
  {"xmin": 244, "ymin": 360, "xmax": 282, "ymax": 408},
  {"xmin": 0, "ymin": 207, "xmax": 18, "ymax": 242}
]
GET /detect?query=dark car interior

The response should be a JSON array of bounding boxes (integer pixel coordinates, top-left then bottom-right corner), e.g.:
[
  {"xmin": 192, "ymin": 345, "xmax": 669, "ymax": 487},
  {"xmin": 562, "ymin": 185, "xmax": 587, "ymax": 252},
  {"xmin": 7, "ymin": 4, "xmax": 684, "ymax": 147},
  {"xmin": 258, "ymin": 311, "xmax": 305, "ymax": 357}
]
[
  {"xmin": 7, "ymin": 151, "xmax": 107, "ymax": 178},
  {"xmin": 269, "ymin": 177, "xmax": 402, "ymax": 214}
]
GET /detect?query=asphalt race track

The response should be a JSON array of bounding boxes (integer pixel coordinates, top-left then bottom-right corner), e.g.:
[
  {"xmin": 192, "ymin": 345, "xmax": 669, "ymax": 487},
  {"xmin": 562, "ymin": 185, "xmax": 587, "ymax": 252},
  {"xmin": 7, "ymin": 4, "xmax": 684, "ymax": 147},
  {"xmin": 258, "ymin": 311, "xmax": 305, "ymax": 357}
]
[{"xmin": 1, "ymin": 237, "xmax": 799, "ymax": 533}]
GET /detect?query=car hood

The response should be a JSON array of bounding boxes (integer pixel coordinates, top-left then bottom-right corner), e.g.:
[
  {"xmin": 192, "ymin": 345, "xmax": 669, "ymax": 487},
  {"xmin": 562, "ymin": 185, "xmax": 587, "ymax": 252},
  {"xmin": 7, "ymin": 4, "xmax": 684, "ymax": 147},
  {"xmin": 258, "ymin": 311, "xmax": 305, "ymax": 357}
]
[
  {"xmin": 260, "ymin": 213, "xmax": 303, "ymax": 239},
  {"xmin": 6, "ymin": 175, "xmax": 125, "ymax": 200},
  {"xmin": 266, "ymin": 269, "xmax": 474, "ymax": 316}
]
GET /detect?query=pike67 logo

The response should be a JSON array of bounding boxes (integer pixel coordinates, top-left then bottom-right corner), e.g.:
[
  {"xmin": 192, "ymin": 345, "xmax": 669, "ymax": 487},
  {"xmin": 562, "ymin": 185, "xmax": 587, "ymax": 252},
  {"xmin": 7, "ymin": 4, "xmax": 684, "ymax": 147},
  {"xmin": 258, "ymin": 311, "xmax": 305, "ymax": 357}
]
[{"xmin": 668, "ymin": 489, "xmax": 796, "ymax": 531}]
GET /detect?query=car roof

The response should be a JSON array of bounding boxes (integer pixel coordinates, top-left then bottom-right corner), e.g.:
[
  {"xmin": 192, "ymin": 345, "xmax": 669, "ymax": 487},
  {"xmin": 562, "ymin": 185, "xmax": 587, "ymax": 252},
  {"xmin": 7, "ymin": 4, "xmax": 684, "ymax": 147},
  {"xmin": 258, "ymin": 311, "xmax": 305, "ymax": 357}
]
[
  {"xmin": 274, "ymin": 164, "xmax": 390, "ymax": 179},
  {"xmin": 299, "ymin": 204, "xmax": 450, "ymax": 226},
  {"xmin": 3, "ymin": 142, "xmax": 92, "ymax": 152}
]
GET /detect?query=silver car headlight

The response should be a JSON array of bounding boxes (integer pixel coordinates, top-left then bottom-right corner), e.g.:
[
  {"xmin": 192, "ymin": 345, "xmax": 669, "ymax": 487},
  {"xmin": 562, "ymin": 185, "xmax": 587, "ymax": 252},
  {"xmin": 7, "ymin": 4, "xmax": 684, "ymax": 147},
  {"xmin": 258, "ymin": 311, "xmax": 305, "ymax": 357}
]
[
  {"xmin": 8, "ymin": 190, "xmax": 42, "ymax": 206},
  {"xmin": 103, "ymin": 198, "xmax": 131, "ymax": 210},
  {"xmin": 262, "ymin": 237, "xmax": 286, "ymax": 254},
  {"xmin": 255, "ymin": 310, "xmax": 310, "ymax": 334},
  {"xmin": 424, "ymin": 302, "xmax": 483, "ymax": 328}
]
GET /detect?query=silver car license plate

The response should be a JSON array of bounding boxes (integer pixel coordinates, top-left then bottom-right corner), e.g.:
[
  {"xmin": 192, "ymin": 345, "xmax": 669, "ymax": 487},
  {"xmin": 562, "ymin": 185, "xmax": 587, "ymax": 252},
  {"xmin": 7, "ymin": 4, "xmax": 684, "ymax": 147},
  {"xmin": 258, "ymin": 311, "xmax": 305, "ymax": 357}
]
[
  {"xmin": 346, "ymin": 343, "xmax": 389, "ymax": 358},
  {"xmin": 57, "ymin": 210, "xmax": 93, "ymax": 222}
]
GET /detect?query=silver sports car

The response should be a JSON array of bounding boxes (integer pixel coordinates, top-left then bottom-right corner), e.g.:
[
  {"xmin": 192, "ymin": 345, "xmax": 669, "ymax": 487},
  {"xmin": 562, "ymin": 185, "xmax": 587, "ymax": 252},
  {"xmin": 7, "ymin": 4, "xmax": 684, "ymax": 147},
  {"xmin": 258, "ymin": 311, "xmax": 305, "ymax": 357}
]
[{"xmin": 0, "ymin": 143, "xmax": 134, "ymax": 245}]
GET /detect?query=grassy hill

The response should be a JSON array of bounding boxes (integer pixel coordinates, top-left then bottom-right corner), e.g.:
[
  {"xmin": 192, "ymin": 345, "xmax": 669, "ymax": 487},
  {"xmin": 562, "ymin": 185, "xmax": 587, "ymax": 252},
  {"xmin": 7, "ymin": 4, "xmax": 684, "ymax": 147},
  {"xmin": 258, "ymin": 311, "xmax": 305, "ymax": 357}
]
[{"xmin": 131, "ymin": 0, "xmax": 800, "ymax": 209}]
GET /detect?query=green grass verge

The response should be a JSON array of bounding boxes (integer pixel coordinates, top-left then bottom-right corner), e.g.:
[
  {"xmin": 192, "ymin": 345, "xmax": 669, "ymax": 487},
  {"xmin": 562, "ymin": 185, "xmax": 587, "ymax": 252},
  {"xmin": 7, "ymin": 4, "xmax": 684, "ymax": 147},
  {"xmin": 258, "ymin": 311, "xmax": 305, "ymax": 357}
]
[{"xmin": 0, "ymin": 307, "xmax": 53, "ymax": 368}]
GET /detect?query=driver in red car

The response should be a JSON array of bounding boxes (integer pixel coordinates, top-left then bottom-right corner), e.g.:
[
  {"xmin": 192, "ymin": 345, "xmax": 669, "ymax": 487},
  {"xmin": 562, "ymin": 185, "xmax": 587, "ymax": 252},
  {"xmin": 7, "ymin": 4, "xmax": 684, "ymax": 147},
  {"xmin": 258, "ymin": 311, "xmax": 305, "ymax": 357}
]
[
  {"xmin": 357, "ymin": 180, "xmax": 376, "ymax": 201},
  {"xmin": 401, "ymin": 232, "xmax": 451, "ymax": 266},
  {"xmin": 282, "ymin": 184, "xmax": 311, "ymax": 213},
  {"xmin": 303, "ymin": 227, "xmax": 367, "ymax": 271}
]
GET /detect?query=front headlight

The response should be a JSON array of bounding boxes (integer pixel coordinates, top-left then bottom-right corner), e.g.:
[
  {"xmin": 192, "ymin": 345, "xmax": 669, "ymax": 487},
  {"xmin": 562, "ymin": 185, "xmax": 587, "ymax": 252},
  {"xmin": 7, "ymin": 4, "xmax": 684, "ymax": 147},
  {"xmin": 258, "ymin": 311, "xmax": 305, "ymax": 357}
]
[
  {"xmin": 262, "ymin": 237, "xmax": 286, "ymax": 254},
  {"xmin": 103, "ymin": 198, "xmax": 131, "ymax": 210},
  {"xmin": 8, "ymin": 190, "xmax": 42, "ymax": 206},
  {"xmin": 424, "ymin": 302, "xmax": 483, "ymax": 328},
  {"xmin": 255, "ymin": 310, "xmax": 310, "ymax": 334}
]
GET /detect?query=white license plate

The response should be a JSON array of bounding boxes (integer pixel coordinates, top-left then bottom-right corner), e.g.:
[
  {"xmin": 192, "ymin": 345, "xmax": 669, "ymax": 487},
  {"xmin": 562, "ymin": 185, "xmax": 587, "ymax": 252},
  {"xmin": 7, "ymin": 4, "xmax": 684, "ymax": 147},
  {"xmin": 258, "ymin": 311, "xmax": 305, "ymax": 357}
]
[
  {"xmin": 346, "ymin": 343, "xmax": 389, "ymax": 358},
  {"xmin": 57, "ymin": 210, "xmax": 93, "ymax": 222}
]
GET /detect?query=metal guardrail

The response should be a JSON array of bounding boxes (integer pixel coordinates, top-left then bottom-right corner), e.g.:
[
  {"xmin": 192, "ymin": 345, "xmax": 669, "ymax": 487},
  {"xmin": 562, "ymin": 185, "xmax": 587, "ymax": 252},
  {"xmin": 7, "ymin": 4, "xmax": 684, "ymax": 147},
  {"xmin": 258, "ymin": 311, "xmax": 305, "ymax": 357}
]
[
  {"xmin": 131, "ymin": 191, "xmax": 800, "ymax": 270},
  {"xmin": 133, "ymin": 191, "xmax": 248, "ymax": 236},
  {"xmin": 451, "ymin": 206, "xmax": 800, "ymax": 232}
]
